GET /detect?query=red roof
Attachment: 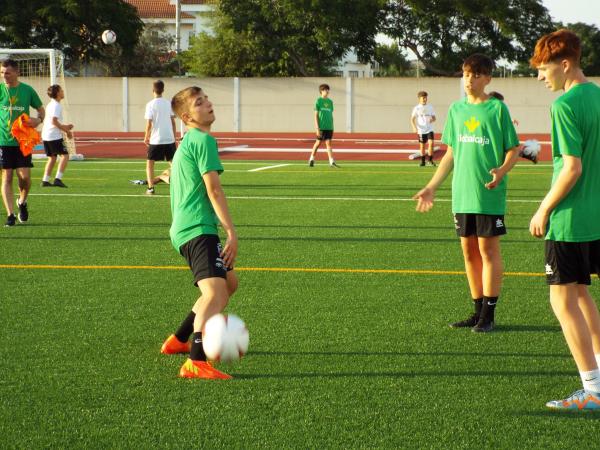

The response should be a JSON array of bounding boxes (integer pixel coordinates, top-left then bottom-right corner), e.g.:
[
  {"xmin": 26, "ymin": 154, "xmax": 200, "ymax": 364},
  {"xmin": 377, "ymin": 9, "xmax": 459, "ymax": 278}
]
[{"xmin": 124, "ymin": 0, "xmax": 211, "ymax": 19}]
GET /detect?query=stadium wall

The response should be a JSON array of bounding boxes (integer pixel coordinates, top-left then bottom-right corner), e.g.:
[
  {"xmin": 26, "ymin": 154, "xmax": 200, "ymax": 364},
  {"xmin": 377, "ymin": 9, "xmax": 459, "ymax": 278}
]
[{"xmin": 28, "ymin": 76, "xmax": 600, "ymax": 134}]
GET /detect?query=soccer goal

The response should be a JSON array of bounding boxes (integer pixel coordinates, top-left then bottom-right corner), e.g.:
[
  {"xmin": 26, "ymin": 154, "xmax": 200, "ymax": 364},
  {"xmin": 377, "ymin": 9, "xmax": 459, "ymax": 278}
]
[{"xmin": 0, "ymin": 48, "xmax": 83, "ymax": 160}]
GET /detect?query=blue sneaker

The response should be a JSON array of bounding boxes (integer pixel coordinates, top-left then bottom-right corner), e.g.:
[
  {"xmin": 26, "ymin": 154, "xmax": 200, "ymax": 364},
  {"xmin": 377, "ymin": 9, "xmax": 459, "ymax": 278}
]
[{"xmin": 546, "ymin": 389, "xmax": 600, "ymax": 411}]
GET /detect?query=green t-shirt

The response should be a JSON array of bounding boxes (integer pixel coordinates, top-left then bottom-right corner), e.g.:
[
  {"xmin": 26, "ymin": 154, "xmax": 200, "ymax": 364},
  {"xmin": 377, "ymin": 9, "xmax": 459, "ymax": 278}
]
[
  {"xmin": 442, "ymin": 97, "xmax": 519, "ymax": 215},
  {"xmin": 0, "ymin": 82, "xmax": 43, "ymax": 146},
  {"xmin": 315, "ymin": 96, "xmax": 334, "ymax": 131},
  {"xmin": 546, "ymin": 82, "xmax": 600, "ymax": 242},
  {"xmin": 169, "ymin": 128, "xmax": 224, "ymax": 251}
]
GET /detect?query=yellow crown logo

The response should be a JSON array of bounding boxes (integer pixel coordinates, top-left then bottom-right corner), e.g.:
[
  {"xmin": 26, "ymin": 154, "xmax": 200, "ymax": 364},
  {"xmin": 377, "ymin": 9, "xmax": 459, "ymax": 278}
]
[{"xmin": 464, "ymin": 116, "xmax": 480, "ymax": 133}]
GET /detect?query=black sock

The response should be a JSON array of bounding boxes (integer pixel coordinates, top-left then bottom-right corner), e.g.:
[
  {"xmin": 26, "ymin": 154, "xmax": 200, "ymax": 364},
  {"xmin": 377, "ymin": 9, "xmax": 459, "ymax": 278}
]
[
  {"xmin": 429, "ymin": 155, "xmax": 433, "ymax": 162},
  {"xmin": 421, "ymin": 155, "xmax": 425, "ymax": 164},
  {"xmin": 473, "ymin": 298, "xmax": 483, "ymax": 318},
  {"xmin": 189, "ymin": 332, "xmax": 207, "ymax": 361},
  {"xmin": 481, "ymin": 296, "xmax": 498, "ymax": 323},
  {"xmin": 174, "ymin": 311, "xmax": 195, "ymax": 343}
]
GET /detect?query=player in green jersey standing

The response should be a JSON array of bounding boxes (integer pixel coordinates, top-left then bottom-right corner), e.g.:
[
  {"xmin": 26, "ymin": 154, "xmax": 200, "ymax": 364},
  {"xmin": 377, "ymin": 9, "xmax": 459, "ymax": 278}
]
[
  {"xmin": 308, "ymin": 83, "xmax": 339, "ymax": 168},
  {"xmin": 413, "ymin": 54, "xmax": 520, "ymax": 333},
  {"xmin": 529, "ymin": 29, "xmax": 600, "ymax": 411}
]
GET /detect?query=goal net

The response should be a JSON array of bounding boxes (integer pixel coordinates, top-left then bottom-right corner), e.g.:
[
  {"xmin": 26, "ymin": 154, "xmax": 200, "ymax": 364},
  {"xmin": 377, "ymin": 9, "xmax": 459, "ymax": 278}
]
[{"xmin": 0, "ymin": 48, "xmax": 83, "ymax": 160}]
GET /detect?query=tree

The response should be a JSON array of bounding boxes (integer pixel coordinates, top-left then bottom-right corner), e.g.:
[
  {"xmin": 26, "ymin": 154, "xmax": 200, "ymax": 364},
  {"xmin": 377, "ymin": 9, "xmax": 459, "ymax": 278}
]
[
  {"xmin": 374, "ymin": 43, "xmax": 413, "ymax": 76},
  {"xmin": 182, "ymin": 0, "xmax": 385, "ymax": 76},
  {"xmin": 383, "ymin": 0, "xmax": 555, "ymax": 76},
  {"xmin": 566, "ymin": 23, "xmax": 600, "ymax": 76},
  {"xmin": 0, "ymin": 0, "xmax": 143, "ymax": 71}
]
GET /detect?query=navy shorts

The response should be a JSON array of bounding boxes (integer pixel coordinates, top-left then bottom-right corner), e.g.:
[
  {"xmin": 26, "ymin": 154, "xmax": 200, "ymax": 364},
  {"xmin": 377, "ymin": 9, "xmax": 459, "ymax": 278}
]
[
  {"xmin": 0, "ymin": 145, "xmax": 33, "ymax": 169},
  {"xmin": 545, "ymin": 239, "xmax": 600, "ymax": 285},
  {"xmin": 454, "ymin": 213, "xmax": 507, "ymax": 237},
  {"xmin": 317, "ymin": 130, "xmax": 333, "ymax": 141},
  {"xmin": 179, "ymin": 234, "xmax": 232, "ymax": 286},
  {"xmin": 418, "ymin": 131, "xmax": 434, "ymax": 144},
  {"xmin": 43, "ymin": 139, "xmax": 68, "ymax": 156},
  {"xmin": 147, "ymin": 143, "xmax": 176, "ymax": 161}
]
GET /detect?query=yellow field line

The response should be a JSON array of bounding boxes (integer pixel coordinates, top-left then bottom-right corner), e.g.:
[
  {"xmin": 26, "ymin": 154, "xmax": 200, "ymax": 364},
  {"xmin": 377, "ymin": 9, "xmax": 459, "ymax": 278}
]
[{"xmin": 0, "ymin": 264, "xmax": 544, "ymax": 277}]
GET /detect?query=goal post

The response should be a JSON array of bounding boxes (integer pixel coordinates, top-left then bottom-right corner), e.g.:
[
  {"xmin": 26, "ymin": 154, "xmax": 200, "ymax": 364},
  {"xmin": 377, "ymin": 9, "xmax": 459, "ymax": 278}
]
[{"xmin": 0, "ymin": 48, "xmax": 83, "ymax": 160}]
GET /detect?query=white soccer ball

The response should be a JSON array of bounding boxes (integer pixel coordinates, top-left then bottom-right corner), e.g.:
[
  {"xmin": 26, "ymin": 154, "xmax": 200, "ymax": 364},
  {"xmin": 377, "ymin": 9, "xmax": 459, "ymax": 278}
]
[
  {"xmin": 522, "ymin": 139, "xmax": 541, "ymax": 157},
  {"xmin": 101, "ymin": 30, "xmax": 117, "ymax": 45},
  {"xmin": 202, "ymin": 314, "xmax": 249, "ymax": 363}
]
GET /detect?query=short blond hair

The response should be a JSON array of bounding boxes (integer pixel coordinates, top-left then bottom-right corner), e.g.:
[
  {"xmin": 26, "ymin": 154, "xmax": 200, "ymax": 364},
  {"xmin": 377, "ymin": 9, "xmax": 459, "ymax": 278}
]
[{"xmin": 171, "ymin": 86, "xmax": 202, "ymax": 121}]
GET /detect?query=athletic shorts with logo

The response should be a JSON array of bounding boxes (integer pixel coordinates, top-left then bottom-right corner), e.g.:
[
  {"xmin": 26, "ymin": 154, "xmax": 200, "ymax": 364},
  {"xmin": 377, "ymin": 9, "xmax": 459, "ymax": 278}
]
[
  {"xmin": 179, "ymin": 234, "xmax": 233, "ymax": 285},
  {"xmin": 147, "ymin": 143, "xmax": 176, "ymax": 161},
  {"xmin": 0, "ymin": 145, "xmax": 33, "ymax": 169},
  {"xmin": 317, "ymin": 130, "xmax": 333, "ymax": 141},
  {"xmin": 454, "ymin": 213, "xmax": 506, "ymax": 237},
  {"xmin": 418, "ymin": 131, "xmax": 434, "ymax": 144},
  {"xmin": 545, "ymin": 239, "xmax": 600, "ymax": 285},
  {"xmin": 43, "ymin": 139, "xmax": 68, "ymax": 156}
]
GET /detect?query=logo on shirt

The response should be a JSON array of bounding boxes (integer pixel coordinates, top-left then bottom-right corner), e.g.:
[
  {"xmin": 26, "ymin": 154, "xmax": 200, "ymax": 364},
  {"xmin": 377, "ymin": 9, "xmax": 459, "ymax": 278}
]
[
  {"xmin": 464, "ymin": 116, "xmax": 480, "ymax": 132},
  {"xmin": 458, "ymin": 116, "xmax": 490, "ymax": 145}
]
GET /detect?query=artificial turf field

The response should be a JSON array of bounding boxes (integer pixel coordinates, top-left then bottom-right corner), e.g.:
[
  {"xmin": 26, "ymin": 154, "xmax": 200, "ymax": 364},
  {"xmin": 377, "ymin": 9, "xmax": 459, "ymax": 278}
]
[{"xmin": 1, "ymin": 158, "xmax": 599, "ymax": 449}]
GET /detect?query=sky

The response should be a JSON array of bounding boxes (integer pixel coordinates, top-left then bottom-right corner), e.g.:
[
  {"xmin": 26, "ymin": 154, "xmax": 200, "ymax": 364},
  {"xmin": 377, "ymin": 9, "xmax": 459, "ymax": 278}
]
[{"xmin": 542, "ymin": 0, "xmax": 600, "ymax": 28}]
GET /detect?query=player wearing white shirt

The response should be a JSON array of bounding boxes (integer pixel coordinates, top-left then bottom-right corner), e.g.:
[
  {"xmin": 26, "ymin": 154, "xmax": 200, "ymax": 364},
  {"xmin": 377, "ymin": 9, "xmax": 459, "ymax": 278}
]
[
  {"xmin": 411, "ymin": 91, "xmax": 437, "ymax": 166},
  {"xmin": 41, "ymin": 85, "xmax": 73, "ymax": 188},
  {"xmin": 143, "ymin": 80, "xmax": 177, "ymax": 195}
]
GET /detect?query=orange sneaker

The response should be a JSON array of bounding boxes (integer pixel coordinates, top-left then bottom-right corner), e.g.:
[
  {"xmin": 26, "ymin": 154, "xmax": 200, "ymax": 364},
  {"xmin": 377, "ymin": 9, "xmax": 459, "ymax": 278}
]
[
  {"xmin": 179, "ymin": 359, "xmax": 232, "ymax": 379},
  {"xmin": 160, "ymin": 334, "xmax": 191, "ymax": 355}
]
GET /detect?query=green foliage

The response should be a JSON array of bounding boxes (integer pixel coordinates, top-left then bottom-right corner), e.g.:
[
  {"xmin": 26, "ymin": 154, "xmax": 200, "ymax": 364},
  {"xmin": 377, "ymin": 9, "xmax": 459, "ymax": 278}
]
[
  {"xmin": 384, "ymin": 0, "xmax": 555, "ymax": 76},
  {"xmin": 182, "ymin": 0, "xmax": 385, "ymax": 76},
  {"xmin": 374, "ymin": 43, "xmax": 413, "ymax": 76},
  {"xmin": 0, "ymin": 0, "xmax": 143, "ymax": 71},
  {"xmin": 566, "ymin": 23, "xmax": 600, "ymax": 76}
]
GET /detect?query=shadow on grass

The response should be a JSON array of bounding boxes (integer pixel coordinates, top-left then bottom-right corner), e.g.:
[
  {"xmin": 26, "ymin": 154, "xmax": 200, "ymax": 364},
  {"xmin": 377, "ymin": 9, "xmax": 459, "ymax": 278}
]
[
  {"xmin": 494, "ymin": 324, "xmax": 561, "ymax": 333},
  {"xmin": 248, "ymin": 349, "xmax": 569, "ymax": 358}
]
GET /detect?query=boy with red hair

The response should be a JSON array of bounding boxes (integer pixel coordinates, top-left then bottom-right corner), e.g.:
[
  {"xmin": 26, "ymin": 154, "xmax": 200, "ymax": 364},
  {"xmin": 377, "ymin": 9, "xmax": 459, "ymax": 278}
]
[{"xmin": 529, "ymin": 29, "xmax": 600, "ymax": 411}]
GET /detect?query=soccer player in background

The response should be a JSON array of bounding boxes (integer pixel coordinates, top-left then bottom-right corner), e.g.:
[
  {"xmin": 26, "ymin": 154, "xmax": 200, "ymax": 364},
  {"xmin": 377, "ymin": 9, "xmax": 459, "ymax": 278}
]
[
  {"xmin": 0, "ymin": 59, "xmax": 45, "ymax": 226},
  {"xmin": 160, "ymin": 86, "xmax": 239, "ymax": 379},
  {"xmin": 413, "ymin": 54, "xmax": 520, "ymax": 332},
  {"xmin": 411, "ymin": 91, "xmax": 437, "ymax": 166},
  {"xmin": 529, "ymin": 29, "xmax": 600, "ymax": 411},
  {"xmin": 41, "ymin": 84, "xmax": 73, "ymax": 188},
  {"xmin": 308, "ymin": 83, "xmax": 339, "ymax": 168},
  {"xmin": 143, "ymin": 80, "xmax": 177, "ymax": 195}
]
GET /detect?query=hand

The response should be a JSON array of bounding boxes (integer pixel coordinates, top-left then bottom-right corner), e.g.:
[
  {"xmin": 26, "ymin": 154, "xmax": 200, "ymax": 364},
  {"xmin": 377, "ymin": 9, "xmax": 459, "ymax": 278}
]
[
  {"xmin": 485, "ymin": 168, "xmax": 503, "ymax": 189},
  {"xmin": 529, "ymin": 208, "xmax": 549, "ymax": 238},
  {"xmin": 143, "ymin": 137, "xmax": 150, "ymax": 146},
  {"xmin": 25, "ymin": 117, "xmax": 42, "ymax": 128},
  {"xmin": 66, "ymin": 124, "xmax": 74, "ymax": 131},
  {"xmin": 66, "ymin": 131, "xmax": 73, "ymax": 139},
  {"xmin": 316, "ymin": 130, "xmax": 322, "ymax": 139},
  {"xmin": 413, "ymin": 187, "xmax": 435, "ymax": 212},
  {"xmin": 221, "ymin": 233, "xmax": 238, "ymax": 268}
]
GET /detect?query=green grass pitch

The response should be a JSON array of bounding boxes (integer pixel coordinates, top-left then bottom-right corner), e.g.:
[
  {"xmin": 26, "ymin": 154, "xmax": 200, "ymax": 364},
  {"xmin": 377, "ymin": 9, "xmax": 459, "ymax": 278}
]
[{"xmin": 1, "ymin": 159, "xmax": 598, "ymax": 448}]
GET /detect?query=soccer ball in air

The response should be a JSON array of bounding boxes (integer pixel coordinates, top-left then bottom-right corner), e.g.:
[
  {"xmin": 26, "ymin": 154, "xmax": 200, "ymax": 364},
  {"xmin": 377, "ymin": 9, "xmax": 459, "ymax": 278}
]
[
  {"xmin": 202, "ymin": 314, "xmax": 249, "ymax": 363},
  {"xmin": 101, "ymin": 30, "xmax": 117, "ymax": 45},
  {"xmin": 521, "ymin": 139, "xmax": 541, "ymax": 158}
]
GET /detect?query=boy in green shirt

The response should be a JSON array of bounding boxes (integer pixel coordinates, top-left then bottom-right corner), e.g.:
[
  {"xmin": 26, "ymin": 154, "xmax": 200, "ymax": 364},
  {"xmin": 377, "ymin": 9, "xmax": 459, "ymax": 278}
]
[
  {"xmin": 413, "ymin": 54, "xmax": 520, "ymax": 333},
  {"xmin": 0, "ymin": 59, "xmax": 45, "ymax": 226},
  {"xmin": 308, "ymin": 83, "xmax": 339, "ymax": 168},
  {"xmin": 160, "ymin": 86, "xmax": 239, "ymax": 380},
  {"xmin": 529, "ymin": 29, "xmax": 600, "ymax": 411}
]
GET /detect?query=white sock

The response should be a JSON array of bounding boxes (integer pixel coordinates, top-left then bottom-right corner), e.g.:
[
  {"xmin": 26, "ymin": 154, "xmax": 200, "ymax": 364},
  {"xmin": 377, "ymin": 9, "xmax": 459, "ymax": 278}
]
[
  {"xmin": 580, "ymin": 369, "xmax": 600, "ymax": 394},
  {"xmin": 309, "ymin": 156, "xmax": 314, "ymax": 161},
  {"xmin": 329, "ymin": 158, "xmax": 334, "ymax": 164},
  {"xmin": 42, "ymin": 175, "xmax": 50, "ymax": 182},
  {"xmin": 55, "ymin": 171, "xmax": 64, "ymax": 180}
]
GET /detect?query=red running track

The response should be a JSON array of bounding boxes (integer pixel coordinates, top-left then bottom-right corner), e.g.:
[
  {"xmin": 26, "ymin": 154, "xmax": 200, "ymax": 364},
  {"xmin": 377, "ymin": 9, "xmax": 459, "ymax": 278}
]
[{"xmin": 71, "ymin": 132, "xmax": 553, "ymax": 162}]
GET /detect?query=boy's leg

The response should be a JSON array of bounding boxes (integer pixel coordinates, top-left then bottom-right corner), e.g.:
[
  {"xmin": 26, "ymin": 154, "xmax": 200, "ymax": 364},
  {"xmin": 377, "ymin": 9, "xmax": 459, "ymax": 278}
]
[
  {"xmin": 309, "ymin": 139, "xmax": 320, "ymax": 166},
  {"xmin": 53, "ymin": 155, "xmax": 69, "ymax": 187},
  {"xmin": 42, "ymin": 156, "xmax": 56, "ymax": 183},
  {"xmin": 419, "ymin": 141, "xmax": 426, "ymax": 166},
  {"xmin": 325, "ymin": 140, "xmax": 338, "ymax": 167},
  {"xmin": 578, "ymin": 285, "xmax": 600, "ymax": 370},
  {"xmin": 450, "ymin": 236, "xmax": 484, "ymax": 327},
  {"xmin": 1, "ymin": 169, "xmax": 15, "ymax": 218},
  {"xmin": 146, "ymin": 159, "xmax": 155, "ymax": 188},
  {"xmin": 428, "ymin": 137, "xmax": 436, "ymax": 165},
  {"xmin": 473, "ymin": 236, "xmax": 502, "ymax": 331},
  {"xmin": 15, "ymin": 167, "xmax": 31, "ymax": 223}
]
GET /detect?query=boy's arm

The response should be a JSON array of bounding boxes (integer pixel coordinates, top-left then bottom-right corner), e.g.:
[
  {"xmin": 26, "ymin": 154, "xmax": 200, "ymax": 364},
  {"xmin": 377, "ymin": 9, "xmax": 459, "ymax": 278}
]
[
  {"xmin": 530, "ymin": 154, "xmax": 582, "ymax": 238},
  {"xmin": 143, "ymin": 120, "xmax": 152, "ymax": 145},
  {"xmin": 484, "ymin": 146, "xmax": 520, "ymax": 189},
  {"xmin": 26, "ymin": 106, "xmax": 45, "ymax": 128},
  {"xmin": 314, "ymin": 111, "xmax": 320, "ymax": 133},
  {"xmin": 413, "ymin": 146, "xmax": 454, "ymax": 212},
  {"xmin": 410, "ymin": 116, "xmax": 417, "ymax": 132},
  {"xmin": 51, "ymin": 117, "xmax": 74, "ymax": 138},
  {"xmin": 171, "ymin": 116, "xmax": 177, "ymax": 143},
  {"xmin": 203, "ymin": 171, "xmax": 238, "ymax": 267}
]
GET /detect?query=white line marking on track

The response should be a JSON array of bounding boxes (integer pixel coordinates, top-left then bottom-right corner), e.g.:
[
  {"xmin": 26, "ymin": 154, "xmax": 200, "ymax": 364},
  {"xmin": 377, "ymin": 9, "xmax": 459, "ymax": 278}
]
[{"xmin": 248, "ymin": 164, "xmax": 291, "ymax": 172}]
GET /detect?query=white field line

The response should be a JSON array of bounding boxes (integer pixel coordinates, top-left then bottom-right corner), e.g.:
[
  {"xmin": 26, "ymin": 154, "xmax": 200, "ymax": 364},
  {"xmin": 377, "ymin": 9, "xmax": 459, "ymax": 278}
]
[
  {"xmin": 248, "ymin": 163, "xmax": 291, "ymax": 172},
  {"xmin": 26, "ymin": 192, "xmax": 542, "ymax": 203},
  {"xmin": 221, "ymin": 146, "xmax": 421, "ymax": 154}
]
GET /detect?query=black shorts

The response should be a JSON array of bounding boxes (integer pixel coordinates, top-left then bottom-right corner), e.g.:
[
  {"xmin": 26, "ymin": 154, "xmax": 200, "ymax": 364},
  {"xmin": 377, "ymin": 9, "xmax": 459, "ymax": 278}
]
[
  {"xmin": 454, "ymin": 213, "xmax": 507, "ymax": 237},
  {"xmin": 545, "ymin": 240, "xmax": 600, "ymax": 285},
  {"xmin": 317, "ymin": 130, "xmax": 333, "ymax": 141},
  {"xmin": 418, "ymin": 131, "xmax": 434, "ymax": 144},
  {"xmin": 179, "ymin": 234, "xmax": 232, "ymax": 285},
  {"xmin": 43, "ymin": 139, "xmax": 68, "ymax": 156},
  {"xmin": 147, "ymin": 143, "xmax": 176, "ymax": 161},
  {"xmin": 0, "ymin": 145, "xmax": 33, "ymax": 169}
]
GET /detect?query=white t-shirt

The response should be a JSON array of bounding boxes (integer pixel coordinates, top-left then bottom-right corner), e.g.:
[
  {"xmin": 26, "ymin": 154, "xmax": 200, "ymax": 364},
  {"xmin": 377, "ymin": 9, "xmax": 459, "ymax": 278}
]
[
  {"xmin": 42, "ymin": 99, "xmax": 63, "ymax": 141},
  {"xmin": 411, "ymin": 103, "xmax": 436, "ymax": 134},
  {"xmin": 144, "ymin": 97, "xmax": 175, "ymax": 145}
]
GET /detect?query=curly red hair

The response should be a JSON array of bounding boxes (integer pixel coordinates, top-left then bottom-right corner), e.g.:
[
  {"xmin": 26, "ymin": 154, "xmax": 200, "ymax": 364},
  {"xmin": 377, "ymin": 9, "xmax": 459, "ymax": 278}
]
[{"xmin": 530, "ymin": 29, "xmax": 581, "ymax": 67}]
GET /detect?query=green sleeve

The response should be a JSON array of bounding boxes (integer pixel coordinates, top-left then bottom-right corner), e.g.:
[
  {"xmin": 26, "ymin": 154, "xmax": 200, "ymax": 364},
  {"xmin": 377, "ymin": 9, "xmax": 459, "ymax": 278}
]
[
  {"xmin": 30, "ymin": 86, "xmax": 43, "ymax": 109},
  {"xmin": 197, "ymin": 135, "xmax": 223, "ymax": 176},
  {"xmin": 551, "ymin": 101, "xmax": 582, "ymax": 157},
  {"xmin": 499, "ymin": 102, "xmax": 520, "ymax": 151},
  {"xmin": 441, "ymin": 107, "xmax": 455, "ymax": 147}
]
